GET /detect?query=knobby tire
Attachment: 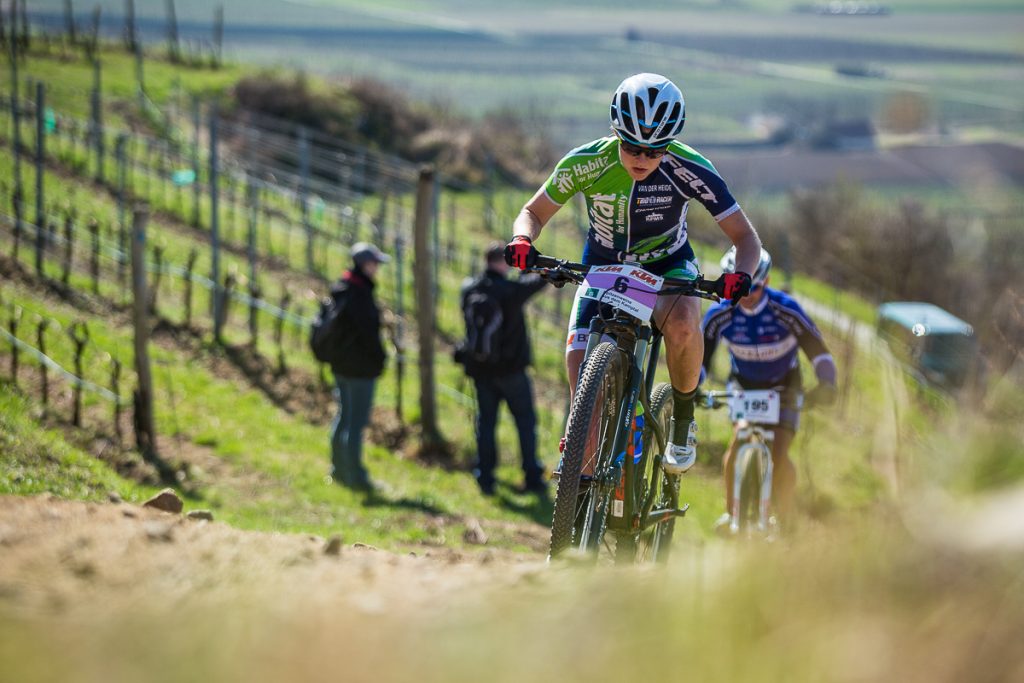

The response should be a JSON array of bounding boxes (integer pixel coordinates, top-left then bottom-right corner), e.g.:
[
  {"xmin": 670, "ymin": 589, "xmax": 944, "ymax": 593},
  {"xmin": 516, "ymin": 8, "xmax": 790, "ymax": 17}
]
[
  {"xmin": 549, "ymin": 342, "xmax": 625, "ymax": 559},
  {"xmin": 737, "ymin": 443, "xmax": 763, "ymax": 534},
  {"xmin": 641, "ymin": 382, "xmax": 680, "ymax": 563}
]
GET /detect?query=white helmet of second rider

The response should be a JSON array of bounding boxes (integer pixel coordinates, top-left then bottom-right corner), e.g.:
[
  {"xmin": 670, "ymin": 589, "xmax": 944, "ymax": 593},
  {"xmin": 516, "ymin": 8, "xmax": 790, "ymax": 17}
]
[
  {"xmin": 609, "ymin": 73, "xmax": 686, "ymax": 148},
  {"xmin": 720, "ymin": 246, "xmax": 773, "ymax": 287}
]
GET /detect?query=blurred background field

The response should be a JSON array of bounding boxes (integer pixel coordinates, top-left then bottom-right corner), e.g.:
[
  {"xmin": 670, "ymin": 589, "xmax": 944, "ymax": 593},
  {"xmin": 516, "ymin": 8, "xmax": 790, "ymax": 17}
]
[{"xmin": 1, "ymin": 1, "xmax": 1023, "ymax": 680}]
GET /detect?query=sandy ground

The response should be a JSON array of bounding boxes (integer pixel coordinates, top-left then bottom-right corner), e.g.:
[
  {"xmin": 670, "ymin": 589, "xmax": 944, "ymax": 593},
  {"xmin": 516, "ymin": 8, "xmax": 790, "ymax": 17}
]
[
  {"xmin": 0, "ymin": 494, "xmax": 545, "ymax": 620},
  {"xmin": 3, "ymin": 492, "xmax": 1024, "ymax": 683}
]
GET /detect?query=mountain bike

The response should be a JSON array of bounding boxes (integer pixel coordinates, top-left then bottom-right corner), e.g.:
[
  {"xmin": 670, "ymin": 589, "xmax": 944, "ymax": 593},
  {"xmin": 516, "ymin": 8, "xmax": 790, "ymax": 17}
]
[
  {"xmin": 700, "ymin": 387, "xmax": 787, "ymax": 537},
  {"xmin": 529, "ymin": 255, "xmax": 720, "ymax": 563}
]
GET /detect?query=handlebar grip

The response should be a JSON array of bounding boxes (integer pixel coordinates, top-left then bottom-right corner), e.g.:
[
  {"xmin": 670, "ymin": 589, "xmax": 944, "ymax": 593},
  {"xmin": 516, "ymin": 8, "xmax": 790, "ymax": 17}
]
[{"xmin": 531, "ymin": 255, "xmax": 562, "ymax": 269}]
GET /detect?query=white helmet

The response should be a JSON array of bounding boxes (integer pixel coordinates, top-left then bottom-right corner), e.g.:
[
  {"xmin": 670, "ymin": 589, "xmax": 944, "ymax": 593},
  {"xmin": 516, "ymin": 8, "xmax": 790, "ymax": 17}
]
[
  {"xmin": 609, "ymin": 73, "xmax": 686, "ymax": 148},
  {"xmin": 720, "ymin": 246, "xmax": 772, "ymax": 286}
]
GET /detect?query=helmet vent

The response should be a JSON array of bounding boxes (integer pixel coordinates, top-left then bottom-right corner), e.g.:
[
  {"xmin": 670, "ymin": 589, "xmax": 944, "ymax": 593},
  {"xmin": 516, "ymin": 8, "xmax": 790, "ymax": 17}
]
[
  {"xmin": 633, "ymin": 96, "xmax": 646, "ymax": 127},
  {"xmin": 669, "ymin": 102, "xmax": 681, "ymax": 125},
  {"xmin": 652, "ymin": 102, "xmax": 668, "ymax": 130},
  {"xmin": 619, "ymin": 93, "xmax": 635, "ymax": 134}
]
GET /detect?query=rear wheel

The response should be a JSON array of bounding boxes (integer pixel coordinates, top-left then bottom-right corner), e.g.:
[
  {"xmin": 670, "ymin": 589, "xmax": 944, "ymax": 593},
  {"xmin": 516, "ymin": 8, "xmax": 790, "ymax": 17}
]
[
  {"xmin": 636, "ymin": 382, "xmax": 680, "ymax": 563},
  {"xmin": 611, "ymin": 383, "xmax": 679, "ymax": 564},
  {"xmin": 549, "ymin": 342, "xmax": 627, "ymax": 559}
]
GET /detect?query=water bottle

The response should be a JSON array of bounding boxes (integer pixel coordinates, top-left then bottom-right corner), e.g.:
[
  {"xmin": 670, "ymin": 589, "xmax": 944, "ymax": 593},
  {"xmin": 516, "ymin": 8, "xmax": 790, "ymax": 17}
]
[
  {"xmin": 615, "ymin": 404, "xmax": 644, "ymax": 466},
  {"xmin": 612, "ymin": 406, "xmax": 644, "ymax": 519}
]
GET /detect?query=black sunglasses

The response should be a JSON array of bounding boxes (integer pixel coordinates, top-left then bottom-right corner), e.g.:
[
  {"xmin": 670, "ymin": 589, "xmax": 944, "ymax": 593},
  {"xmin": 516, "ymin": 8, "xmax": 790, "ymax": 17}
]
[{"xmin": 620, "ymin": 140, "xmax": 667, "ymax": 160}]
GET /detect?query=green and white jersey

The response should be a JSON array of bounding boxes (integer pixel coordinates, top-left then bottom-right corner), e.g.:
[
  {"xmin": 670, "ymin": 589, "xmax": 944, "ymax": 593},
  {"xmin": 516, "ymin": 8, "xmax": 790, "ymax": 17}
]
[{"xmin": 543, "ymin": 136, "xmax": 741, "ymax": 263}]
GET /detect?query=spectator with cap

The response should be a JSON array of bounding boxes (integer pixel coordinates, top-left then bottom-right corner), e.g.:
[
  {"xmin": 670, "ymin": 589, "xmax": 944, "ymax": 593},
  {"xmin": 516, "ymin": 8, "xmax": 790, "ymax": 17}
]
[{"xmin": 327, "ymin": 241, "xmax": 390, "ymax": 492}]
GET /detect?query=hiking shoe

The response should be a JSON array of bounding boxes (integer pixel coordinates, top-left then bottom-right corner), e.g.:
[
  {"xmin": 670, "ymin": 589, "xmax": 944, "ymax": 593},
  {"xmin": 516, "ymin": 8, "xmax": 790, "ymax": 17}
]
[
  {"xmin": 662, "ymin": 419, "xmax": 697, "ymax": 474},
  {"xmin": 516, "ymin": 480, "xmax": 549, "ymax": 497},
  {"xmin": 340, "ymin": 477, "xmax": 375, "ymax": 494}
]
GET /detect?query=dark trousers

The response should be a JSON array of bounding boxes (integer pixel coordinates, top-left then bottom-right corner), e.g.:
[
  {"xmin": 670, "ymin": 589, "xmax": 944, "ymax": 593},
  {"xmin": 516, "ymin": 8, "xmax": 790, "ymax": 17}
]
[
  {"xmin": 472, "ymin": 371, "xmax": 543, "ymax": 490},
  {"xmin": 330, "ymin": 374, "xmax": 376, "ymax": 486}
]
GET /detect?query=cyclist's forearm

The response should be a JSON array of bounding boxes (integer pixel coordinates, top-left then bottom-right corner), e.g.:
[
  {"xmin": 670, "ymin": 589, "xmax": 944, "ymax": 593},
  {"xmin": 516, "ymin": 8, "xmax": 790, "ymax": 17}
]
[
  {"xmin": 513, "ymin": 207, "xmax": 545, "ymax": 241},
  {"xmin": 514, "ymin": 191, "xmax": 561, "ymax": 241},
  {"xmin": 718, "ymin": 210, "xmax": 762, "ymax": 275}
]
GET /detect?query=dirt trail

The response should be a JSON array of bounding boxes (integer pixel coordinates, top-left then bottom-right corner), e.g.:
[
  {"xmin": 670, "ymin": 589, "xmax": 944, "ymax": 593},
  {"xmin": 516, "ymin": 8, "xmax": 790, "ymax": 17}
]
[{"xmin": 0, "ymin": 495, "xmax": 544, "ymax": 619}]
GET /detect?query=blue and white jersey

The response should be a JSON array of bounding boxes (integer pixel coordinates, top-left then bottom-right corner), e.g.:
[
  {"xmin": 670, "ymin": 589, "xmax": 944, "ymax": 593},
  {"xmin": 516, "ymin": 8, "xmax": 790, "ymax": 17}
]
[{"xmin": 701, "ymin": 287, "xmax": 836, "ymax": 387}]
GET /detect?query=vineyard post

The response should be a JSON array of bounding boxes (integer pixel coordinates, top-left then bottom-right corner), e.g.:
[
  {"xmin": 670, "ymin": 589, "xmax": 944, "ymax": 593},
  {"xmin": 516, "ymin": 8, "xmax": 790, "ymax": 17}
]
[
  {"xmin": 130, "ymin": 207, "xmax": 157, "ymax": 457},
  {"xmin": 10, "ymin": 23, "xmax": 22, "ymax": 257},
  {"xmin": 191, "ymin": 95, "xmax": 201, "ymax": 227},
  {"xmin": 34, "ymin": 81, "xmax": 45, "ymax": 277},
  {"xmin": 299, "ymin": 126, "xmax": 313, "ymax": 274},
  {"xmin": 209, "ymin": 105, "xmax": 223, "ymax": 343},
  {"xmin": 36, "ymin": 318, "xmax": 50, "ymax": 408},
  {"xmin": 413, "ymin": 166, "xmax": 442, "ymax": 448},
  {"xmin": 91, "ymin": 57, "xmax": 104, "ymax": 183},
  {"xmin": 116, "ymin": 134, "xmax": 127, "ymax": 284}
]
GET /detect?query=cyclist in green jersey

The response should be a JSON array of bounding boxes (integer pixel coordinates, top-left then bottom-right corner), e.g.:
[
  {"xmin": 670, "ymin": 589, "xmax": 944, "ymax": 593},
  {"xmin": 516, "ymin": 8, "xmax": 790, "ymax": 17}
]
[{"xmin": 505, "ymin": 73, "xmax": 762, "ymax": 474}]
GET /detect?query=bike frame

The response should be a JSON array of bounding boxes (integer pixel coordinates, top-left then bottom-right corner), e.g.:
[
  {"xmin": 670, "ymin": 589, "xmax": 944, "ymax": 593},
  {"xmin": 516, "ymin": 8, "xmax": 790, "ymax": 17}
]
[{"xmin": 578, "ymin": 307, "xmax": 677, "ymax": 537}]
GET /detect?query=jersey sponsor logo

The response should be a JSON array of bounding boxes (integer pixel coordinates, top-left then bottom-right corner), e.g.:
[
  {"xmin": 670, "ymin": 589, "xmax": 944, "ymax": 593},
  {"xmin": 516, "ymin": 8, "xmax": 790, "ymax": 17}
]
[
  {"xmin": 638, "ymin": 184, "xmax": 673, "ymax": 193},
  {"xmin": 665, "ymin": 156, "xmax": 717, "ymax": 202},
  {"xmin": 729, "ymin": 336, "xmax": 798, "ymax": 362},
  {"xmin": 567, "ymin": 331, "xmax": 589, "ymax": 350},
  {"xmin": 554, "ymin": 169, "xmax": 574, "ymax": 194},
  {"xmin": 636, "ymin": 195, "xmax": 673, "ymax": 207},
  {"xmin": 645, "ymin": 212, "xmax": 664, "ymax": 222},
  {"xmin": 629, "ymin": 269, "xmax": 659, "ymax": 287},
  {"xmin": 589, "ymin": 193, "xmax": 624, "ymax": 246},
  {"xmin": 571, "ymin": 156, "xmax": 610, "ymax": 182}
]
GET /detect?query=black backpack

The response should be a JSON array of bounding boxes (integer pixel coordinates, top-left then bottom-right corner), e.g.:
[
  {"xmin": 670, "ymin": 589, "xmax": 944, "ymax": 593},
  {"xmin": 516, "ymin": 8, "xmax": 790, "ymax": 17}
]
[
  {"xmin": 310, "ymin": 287, "xmax": 352, "ymax": 365},
  {"xmin": 455, "ymin": 278, "xmax": 505, "ymax": 369}
]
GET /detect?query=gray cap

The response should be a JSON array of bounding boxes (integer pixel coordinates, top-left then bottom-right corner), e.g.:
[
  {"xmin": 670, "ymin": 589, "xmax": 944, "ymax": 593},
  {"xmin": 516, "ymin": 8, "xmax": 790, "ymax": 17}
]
[{"xmin": 351, "ymin": 242, "xmax": 391, "ymax": 266}]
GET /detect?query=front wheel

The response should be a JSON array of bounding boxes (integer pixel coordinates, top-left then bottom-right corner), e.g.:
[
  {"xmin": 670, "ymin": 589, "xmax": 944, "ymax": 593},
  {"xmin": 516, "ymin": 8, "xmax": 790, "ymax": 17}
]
[
  {"xmin": 735, "ymin": 442, "xmax": 765, "ymax": 535},
  {"xmin": 549, "ymin": 342, "xmax": 626, "ymax": 559}
]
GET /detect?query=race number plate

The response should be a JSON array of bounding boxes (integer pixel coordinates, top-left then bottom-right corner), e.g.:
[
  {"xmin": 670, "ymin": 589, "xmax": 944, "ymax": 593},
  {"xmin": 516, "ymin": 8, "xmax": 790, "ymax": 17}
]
[
  {"xmin": 728, "ymin": 390, "xmax": 781, "ymax": 425},
  {"xmin": 580, "ymin": 265, "xmax": 664, "ymax": 322}
]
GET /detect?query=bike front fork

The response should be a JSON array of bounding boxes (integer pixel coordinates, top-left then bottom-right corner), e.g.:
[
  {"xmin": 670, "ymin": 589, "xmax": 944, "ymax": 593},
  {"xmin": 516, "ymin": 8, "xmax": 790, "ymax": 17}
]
[{"xmin": 730, "ymin": 440, "xmax": 774, "ymax": 534}]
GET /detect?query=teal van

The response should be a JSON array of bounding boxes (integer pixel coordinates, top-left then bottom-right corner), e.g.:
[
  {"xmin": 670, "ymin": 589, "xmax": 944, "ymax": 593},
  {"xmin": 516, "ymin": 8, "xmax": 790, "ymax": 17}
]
[{"xmin": 876, "ymin": 302, "xmax": 977, "ymax": 389}]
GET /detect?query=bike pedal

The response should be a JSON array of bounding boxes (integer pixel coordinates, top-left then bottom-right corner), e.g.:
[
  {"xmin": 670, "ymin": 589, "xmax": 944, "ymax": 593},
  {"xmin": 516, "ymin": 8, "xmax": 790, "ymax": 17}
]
[{"xmin": 670, "ymin": 503, "xmax": 690, "ymax": 518}]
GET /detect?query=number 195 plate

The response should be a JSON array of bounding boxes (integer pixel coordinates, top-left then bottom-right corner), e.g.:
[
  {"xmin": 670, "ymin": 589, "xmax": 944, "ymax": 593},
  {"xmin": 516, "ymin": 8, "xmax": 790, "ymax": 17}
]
[{"xmin": 728, "ymin": 390, "xmax": 781, "ymax": 424}]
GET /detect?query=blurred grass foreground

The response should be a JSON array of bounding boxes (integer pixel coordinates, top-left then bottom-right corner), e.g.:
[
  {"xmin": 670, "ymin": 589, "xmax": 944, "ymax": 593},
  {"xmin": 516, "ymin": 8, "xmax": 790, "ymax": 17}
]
[{"xmin": 1, "ymin": 484, "xmax": 1022, "ymax": 683}]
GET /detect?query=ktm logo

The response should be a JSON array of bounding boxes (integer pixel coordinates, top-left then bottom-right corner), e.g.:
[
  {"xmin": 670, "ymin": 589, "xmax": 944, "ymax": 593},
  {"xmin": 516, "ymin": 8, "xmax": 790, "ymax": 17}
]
[{"xmin": 629, "ymin": 269, "xmax": 659, "ymax": 287}]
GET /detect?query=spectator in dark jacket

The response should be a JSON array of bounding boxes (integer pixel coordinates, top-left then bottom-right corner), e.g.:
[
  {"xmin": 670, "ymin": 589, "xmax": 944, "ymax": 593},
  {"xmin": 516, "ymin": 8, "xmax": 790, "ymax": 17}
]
[
  {"xmin": 329, "ymin": 242, "xmax": 389, "ymax": 492},
  {"xmin": 459, "ymin": 243, "xmax": 548, "ymax": 496}
]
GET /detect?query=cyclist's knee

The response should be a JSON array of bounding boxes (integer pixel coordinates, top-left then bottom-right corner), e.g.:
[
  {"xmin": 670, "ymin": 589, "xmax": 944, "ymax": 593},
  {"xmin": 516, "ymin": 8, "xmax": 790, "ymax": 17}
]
[
  {"xmin": 566, "ymin": 348, "xmax": 584, "ymax": 382},
  {"xmin": 660, "ymin": 314, "xmax": 700, "ymax": 344}
]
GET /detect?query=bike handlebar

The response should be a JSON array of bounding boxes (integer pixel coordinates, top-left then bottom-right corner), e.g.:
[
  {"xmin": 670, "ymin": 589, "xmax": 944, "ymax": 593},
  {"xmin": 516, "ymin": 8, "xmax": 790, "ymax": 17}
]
[{"xmin": 527, "ymin": 255, "xmax": 721, "ymax": 301}]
